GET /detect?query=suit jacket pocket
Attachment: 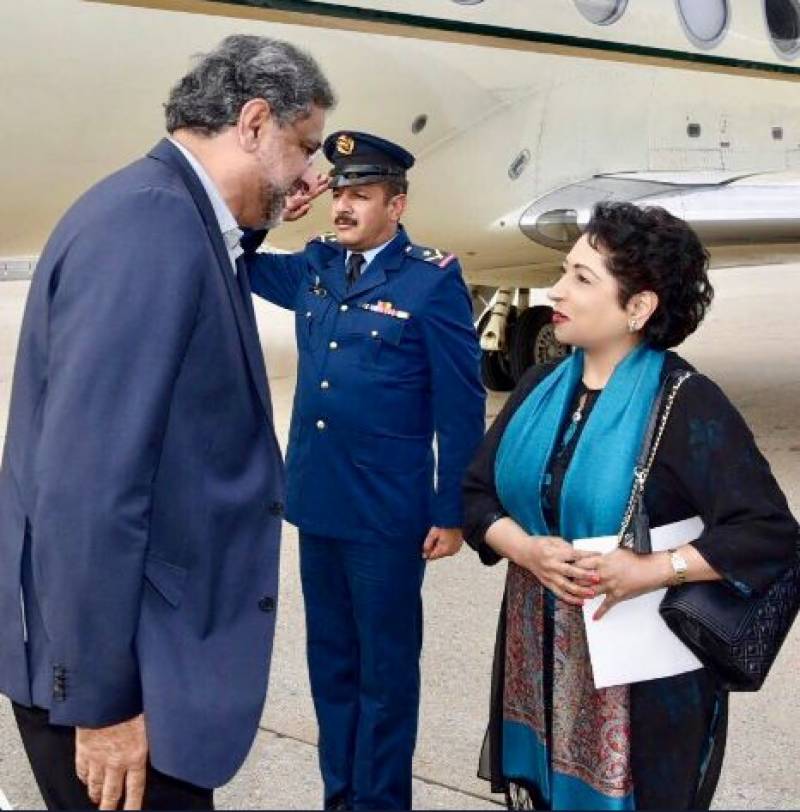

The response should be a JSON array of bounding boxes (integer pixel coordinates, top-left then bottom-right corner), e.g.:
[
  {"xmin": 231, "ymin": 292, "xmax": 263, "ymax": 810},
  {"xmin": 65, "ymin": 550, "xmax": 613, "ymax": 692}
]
[
  {"xmin": 143, "ymin": 556, "xmax": 188, "ymax": 608},
  {"xmin": 341, "ymin": 310, "xmax": 406, "ymax": 365}
]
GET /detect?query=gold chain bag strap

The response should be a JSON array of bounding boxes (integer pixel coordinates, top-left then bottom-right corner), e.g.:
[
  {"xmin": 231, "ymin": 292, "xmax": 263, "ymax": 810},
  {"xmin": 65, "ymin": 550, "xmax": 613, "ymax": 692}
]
[{"xmin": 618, "ymin": 370, "xmax": 694, "ymax": 553}]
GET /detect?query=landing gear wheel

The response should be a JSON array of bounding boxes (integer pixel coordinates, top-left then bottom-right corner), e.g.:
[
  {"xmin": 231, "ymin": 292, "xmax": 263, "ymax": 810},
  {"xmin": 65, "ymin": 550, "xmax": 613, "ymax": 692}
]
[
  {"xmin": 478, "ymin": 307, "xmax": 516, "ymax": 392},
  {"xmin": 481, "ymin": 349, "xmax": 515, "ymax": 392},
  {"xmin": 509, "ymin": 306, "xmax": 570, "ymax": 383}
]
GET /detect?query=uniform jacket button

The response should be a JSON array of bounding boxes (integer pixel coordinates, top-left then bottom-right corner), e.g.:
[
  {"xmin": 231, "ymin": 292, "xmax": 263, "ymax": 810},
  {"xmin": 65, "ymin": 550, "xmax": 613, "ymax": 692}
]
[
  {"xmin": 329, "ymin": 340, "xmax": 338, "ymax": 350},
  {"xmin": 320, "ymin": 380, "xmax": 330, "ymax": 390},
  {"xmin": 258, "ymin": 596, "xmax": 276, "ymax": 613},
  {"xmin": 316, "ymin": 420, "xmax": 326, "ymax": 430},
  {"xmin": 268, "ymin": 501, "xmax": 284, "ymax": 516},
  {"xmin": 340, "ymin": 304, "xmax": 349, "ymax": 312}
]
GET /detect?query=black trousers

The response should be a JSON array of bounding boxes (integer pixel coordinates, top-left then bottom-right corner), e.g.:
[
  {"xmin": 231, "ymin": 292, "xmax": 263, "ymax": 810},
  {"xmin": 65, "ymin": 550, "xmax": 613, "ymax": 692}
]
[{"xmin": 12, "ymin": 703, "xmax": 214, "ymax": 810}]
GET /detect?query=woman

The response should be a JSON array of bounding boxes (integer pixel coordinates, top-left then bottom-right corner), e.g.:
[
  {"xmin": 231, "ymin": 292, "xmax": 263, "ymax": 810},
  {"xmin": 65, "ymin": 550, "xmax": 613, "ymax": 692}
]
[{"xmin": 463, "ymin": 202, "xmax": 798, "ymax": 810}]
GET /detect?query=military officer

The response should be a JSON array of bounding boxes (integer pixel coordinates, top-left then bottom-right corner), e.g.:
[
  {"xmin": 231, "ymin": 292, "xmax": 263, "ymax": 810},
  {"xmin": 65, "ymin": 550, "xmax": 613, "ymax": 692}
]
[{"xmin": 243, "ymin": 131, "xmax": 486, "ymax": 810}]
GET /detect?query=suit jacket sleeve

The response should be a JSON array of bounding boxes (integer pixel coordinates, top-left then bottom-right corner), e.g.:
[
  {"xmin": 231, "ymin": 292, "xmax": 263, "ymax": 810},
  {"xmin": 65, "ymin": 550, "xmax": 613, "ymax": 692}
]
[
  {"xmin": 418, "ymin": 261, "xmax": 486, "ymax": 529},
  {"xmin": 244, "ymin": 234, "xmax": 309, "ymax": 311},
  {"xmin": 34, "ymin": 187, "xmax": 204, "ymax": 726}
]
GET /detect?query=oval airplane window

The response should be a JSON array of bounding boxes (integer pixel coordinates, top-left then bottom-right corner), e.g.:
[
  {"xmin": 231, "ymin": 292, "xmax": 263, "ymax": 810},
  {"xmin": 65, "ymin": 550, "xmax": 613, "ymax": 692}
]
[
  {"xmin": 574, "ymin": 0, "xmax": 628, "ymax": 25},
  {"xmin": 765, "ymin": 0, "xmax": 800, "ymax": 56},
  {"xmin": 676, "ymin": 0, "xmax": 729, "ymax": 47}
]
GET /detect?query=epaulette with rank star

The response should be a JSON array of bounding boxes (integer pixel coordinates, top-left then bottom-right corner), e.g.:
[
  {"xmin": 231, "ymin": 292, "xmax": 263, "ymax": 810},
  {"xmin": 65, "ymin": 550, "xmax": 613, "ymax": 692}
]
[
  {"xmin": 312, "ymin": 232, "xmax": 340, "ymax": 246},
  {"xmin": 405, "ymin": 243, "xmax": 458, "ymax": 269}
]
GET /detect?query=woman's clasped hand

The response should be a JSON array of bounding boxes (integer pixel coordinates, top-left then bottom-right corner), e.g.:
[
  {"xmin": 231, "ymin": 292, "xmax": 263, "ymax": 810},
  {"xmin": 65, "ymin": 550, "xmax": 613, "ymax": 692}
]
[
  {"xmin": 513, "ymin": 538, "xmax": 672, "ymax": 615},
  {"xmin": 575, "ymin": 547, "xmax": 672, "ymax": 620},
  {"xmin": 510, "ymin": 535, "xmax": 599, "ymax": 605}
]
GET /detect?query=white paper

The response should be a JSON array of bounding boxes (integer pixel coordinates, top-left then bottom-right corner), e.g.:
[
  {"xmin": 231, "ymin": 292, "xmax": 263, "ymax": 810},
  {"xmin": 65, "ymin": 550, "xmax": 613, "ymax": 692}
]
[{"xmin": 573, "ymin": 516, "xmax": 705, "ymax": 689}]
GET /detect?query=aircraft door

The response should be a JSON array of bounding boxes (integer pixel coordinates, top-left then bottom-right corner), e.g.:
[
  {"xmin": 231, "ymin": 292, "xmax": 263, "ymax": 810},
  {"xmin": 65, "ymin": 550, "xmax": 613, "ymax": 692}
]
[
  {"xmin": 648, "ymin": 71, "xmax": 723, "ymax": 171},
  {"xmin": 719, "ymin": 110, "xmax": 788, "ymax": 172}
]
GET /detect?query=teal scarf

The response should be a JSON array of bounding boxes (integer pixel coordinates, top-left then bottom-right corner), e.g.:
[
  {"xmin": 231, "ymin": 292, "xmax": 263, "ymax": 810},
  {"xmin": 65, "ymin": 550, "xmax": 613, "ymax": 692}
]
[{"xmin": 495, "ymin": 344, "xmax": 665, "ymax": 810}]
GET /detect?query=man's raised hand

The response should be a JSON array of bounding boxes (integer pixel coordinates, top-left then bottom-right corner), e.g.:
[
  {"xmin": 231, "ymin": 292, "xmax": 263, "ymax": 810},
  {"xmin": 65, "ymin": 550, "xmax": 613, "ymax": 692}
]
[{"xmin": 283, "ymin": 169, "xmax": 330, "ymax": 222}]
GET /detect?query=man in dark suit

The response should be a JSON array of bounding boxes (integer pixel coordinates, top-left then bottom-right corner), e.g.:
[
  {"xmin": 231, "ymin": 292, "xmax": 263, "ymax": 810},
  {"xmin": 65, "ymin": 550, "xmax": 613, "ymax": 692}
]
[{"xmin": 0, "ymin": 35, "xmax": 334, "ymax": 810}]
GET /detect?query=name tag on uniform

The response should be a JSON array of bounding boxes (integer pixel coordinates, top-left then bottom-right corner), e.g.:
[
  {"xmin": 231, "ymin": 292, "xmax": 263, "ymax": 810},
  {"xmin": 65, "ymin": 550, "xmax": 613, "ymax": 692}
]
[{"xmin": 361, "ymin": 301, "xmax": 411, "ymax": 320}]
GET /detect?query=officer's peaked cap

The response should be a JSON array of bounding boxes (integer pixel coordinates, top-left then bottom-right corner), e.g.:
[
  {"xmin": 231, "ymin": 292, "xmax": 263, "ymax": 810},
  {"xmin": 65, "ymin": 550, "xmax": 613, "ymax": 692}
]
[{"xmin": 323, "ymin": 131, "xmax": 414, "ymax": 189}]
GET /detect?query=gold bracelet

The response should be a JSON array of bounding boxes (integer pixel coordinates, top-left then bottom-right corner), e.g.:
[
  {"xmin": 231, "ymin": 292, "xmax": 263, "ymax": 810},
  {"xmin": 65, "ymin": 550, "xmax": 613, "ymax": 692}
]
[{"xmin": 667, "ymin": 548, "xmax": 688, "ymax": 586}]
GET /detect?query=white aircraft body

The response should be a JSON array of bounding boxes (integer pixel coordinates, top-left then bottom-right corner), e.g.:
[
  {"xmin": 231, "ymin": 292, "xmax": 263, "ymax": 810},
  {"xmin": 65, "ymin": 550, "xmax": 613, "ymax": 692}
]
[{"xmin": 2, "ymin": 0, "xmax": 800, "ymax": 387}]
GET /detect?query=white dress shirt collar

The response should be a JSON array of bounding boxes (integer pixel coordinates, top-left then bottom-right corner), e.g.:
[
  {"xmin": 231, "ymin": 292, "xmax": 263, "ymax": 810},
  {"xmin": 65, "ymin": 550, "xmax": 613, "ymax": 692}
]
[
  {"xmin": 169, "ymin": 138, "xmax": 243, "ymax": 269},
  {"xmin": 345, "ymin": 231, "xmax": 399, "ymax": 273}
]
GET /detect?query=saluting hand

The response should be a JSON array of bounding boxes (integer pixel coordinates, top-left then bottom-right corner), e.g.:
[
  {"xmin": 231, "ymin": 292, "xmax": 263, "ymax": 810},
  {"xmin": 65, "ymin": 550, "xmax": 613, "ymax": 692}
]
[
  {"xmin": 282, "ymin": 169, "xmax": 330, "ymax": 222},
  {"xmin": 422, "ymin": 527, "xmax": 464, "ymax": 561},
  {"xmin": 76, "ymin": 714, "xmax": 148, "ymax": 810}
]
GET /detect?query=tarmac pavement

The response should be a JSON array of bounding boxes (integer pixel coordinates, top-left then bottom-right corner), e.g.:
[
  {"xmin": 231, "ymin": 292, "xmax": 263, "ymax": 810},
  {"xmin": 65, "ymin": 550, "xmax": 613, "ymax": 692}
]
[{"xmin": 0, "ymin": 264, "xmax": 798, "ymax": 809}]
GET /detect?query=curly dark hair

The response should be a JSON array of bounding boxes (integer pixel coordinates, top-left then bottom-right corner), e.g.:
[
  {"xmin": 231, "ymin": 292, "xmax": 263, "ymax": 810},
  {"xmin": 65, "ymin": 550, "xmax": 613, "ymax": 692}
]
[{"xmin": 583, "ymin": 202, "xmax": 714, "ymax": 349}]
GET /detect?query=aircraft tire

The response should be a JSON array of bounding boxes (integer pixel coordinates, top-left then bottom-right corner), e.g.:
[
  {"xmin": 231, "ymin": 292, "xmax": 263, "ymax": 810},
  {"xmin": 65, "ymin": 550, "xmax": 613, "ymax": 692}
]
[
  {"xmin": 509, "ymin": 305, "xmax": 569, "ymax": 382},
  {"xmin": 480, "ymin": 350, "xmax": 515, "ymax": 392}
]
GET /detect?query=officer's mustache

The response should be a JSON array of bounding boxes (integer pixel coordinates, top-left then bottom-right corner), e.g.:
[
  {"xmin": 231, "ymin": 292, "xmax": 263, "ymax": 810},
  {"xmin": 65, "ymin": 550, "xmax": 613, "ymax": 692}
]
[{"xmin": 335, "ymin": 216, "xmax": 359, "ymax": 227}]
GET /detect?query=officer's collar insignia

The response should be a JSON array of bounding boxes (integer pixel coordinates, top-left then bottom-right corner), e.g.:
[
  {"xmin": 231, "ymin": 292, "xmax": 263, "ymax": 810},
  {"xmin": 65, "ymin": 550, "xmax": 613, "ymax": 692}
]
[
  {"xmin": 336, "ymin": 134, "xmax": 355, "ymax": 156},
  {"xmin": 315, "ymin": 232, "xmax": 340, "ymax": 245}
]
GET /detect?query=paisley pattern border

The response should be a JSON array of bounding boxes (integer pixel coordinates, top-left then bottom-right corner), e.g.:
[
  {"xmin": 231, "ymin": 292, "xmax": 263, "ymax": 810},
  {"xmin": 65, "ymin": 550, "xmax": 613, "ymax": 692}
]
[{"xmin": 504, "ymin": 563, "xmax": 634, "ymax": 801}]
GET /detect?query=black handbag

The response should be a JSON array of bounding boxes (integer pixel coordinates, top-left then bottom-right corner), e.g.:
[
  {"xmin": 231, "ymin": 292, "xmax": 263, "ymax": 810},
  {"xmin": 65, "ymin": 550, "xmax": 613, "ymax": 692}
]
[{"xmin": 619, "ymin": 370, "xmax": 800, "ymax": 692}]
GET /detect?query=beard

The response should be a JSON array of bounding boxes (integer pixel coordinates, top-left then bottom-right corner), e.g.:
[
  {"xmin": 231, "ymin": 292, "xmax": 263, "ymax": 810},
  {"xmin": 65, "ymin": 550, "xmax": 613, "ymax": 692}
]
[
  {"xmin": 258, "ymin": 178, "xmax": 290, "ymax": 230},
  {"xmin": 251, "ymin": 150, "xmax": 294, "ymax": 228}
]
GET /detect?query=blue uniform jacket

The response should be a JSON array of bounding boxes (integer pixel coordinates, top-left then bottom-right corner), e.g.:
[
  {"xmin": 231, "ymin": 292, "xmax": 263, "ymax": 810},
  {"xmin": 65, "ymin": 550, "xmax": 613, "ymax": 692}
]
[
  {"xmin": 246, "ymin": 227, "xmax": 486, "ymax": 542},
  {"xmin": 0, "ymin": 139, "xmax": 284, "ymax": 788}
]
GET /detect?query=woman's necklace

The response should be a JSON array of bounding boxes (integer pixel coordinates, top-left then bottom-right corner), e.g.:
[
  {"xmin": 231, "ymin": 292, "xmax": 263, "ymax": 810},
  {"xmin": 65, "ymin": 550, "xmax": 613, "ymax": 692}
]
[
  {"xmin": 571, "ymin": 390, "xmax": 589, "ymax": 424},
  {"xmin": 559, "ymin": 388, "xmax": 590, "ymax": 452}
]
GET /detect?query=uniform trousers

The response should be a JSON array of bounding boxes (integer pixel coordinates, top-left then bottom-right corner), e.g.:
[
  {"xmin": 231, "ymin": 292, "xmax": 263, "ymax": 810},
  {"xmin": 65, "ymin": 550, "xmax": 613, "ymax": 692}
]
[
  {"xmin": 11, "ymin": 703, "xmax": 214, "ymax": 810},
  {"xmin": 299, "ymin": 533, "xmax": 426, "ymax": 811}
]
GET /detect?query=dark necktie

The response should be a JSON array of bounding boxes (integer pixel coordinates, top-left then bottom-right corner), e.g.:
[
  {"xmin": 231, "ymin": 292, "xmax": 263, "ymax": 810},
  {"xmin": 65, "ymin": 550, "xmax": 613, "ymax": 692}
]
[{"xmin": 346, "ymin": 252, "xmax": 366, "ymax": 289}]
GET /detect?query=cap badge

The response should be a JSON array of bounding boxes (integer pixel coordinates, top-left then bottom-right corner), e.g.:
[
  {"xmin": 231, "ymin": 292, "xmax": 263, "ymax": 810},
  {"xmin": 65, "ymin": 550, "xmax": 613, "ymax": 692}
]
[{"xmin": 336, "ymin": 134, "xmax": 355, "ymax": 156}]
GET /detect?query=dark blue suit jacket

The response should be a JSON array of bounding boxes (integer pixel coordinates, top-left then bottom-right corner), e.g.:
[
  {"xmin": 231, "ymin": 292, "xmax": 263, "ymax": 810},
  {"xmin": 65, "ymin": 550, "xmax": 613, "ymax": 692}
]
[
  {"xmin": 246, "ymin": 228, "xmax": 486, "ymax": 542},
  {"xmin": 0, "ymin": 139, "xmax": 285, "ymax": 788}
]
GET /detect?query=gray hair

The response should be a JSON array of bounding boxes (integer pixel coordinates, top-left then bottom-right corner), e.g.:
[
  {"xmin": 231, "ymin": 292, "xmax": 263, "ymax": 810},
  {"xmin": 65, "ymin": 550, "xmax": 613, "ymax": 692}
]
[{"xmin": 165, "ymin": 35, "xmax": 335, "ymax": 134}]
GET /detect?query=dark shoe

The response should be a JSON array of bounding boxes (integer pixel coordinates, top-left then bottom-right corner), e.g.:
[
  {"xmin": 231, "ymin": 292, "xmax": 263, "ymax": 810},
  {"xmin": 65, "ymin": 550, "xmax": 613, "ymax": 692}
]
[{"xmin": 324, "ymin": 794, "xmax": 350, "ymax": 810}]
